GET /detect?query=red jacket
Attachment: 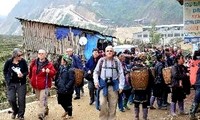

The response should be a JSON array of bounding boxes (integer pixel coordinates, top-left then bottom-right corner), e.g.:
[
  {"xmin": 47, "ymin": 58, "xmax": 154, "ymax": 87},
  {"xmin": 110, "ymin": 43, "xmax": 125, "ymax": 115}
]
[{"xmin": 29, "ymin": 58, "xmax": 56, "ymax": 90}]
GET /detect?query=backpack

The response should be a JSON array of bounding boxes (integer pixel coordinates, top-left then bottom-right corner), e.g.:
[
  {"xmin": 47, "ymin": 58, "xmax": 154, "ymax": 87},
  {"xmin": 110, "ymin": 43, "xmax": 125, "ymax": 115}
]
[{"xmin": 98, "ymin": 57, "xmax": 119, "ymax": 76}]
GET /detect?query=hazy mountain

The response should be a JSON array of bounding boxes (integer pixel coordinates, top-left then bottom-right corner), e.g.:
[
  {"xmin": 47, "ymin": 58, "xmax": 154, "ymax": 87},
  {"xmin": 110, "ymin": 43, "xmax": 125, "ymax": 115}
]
[
  {"xmin": 0, "ymin": 16, "xmax": 6, "ymax": 25},
  {"xmin": 0, "ymin": 0, "xmax": 183, "ymax": 35}
]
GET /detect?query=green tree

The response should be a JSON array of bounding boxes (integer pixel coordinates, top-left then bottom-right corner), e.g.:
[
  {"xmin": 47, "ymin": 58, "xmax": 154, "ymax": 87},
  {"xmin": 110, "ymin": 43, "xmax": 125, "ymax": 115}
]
[{"xmin": 149, "ymin": 23, "xmax": 161, "ymax": 45}]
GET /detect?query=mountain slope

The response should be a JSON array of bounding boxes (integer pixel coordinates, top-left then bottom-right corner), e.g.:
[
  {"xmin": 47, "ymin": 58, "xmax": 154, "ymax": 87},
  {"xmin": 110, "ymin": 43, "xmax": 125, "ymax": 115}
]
[{"xmin": 0, "ymin": 0, "xmax": 183, "ymax": 35}]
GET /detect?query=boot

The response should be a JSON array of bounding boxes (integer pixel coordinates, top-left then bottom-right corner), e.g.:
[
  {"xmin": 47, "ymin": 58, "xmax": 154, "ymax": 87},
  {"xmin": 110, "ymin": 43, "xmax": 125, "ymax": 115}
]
[
  {"xmin": 178, "ymin": 101, "xmax": 188, "ymax": 115},
  {"xmin": 134, "ymin": 108, "xmax": 139, "ymax": 120},
  {"xmin": 61, "ymin": 112, "xmax": 68, "ymax": 118},
  {"xmin": 67, "ymin": 106, "xmax": 72, "ymax": 116},
  {"xmin": 190, "ymin": 103, "xmax": 199, "ymax": 120},
  {"xmin": 143, "ymin": 108, "xmax": 148, "ymax": 120},
  {"xmin": 149, "ymin": 96, "xmax": 156, "ymax": 109},
  {"xmin": 44, "ymin": 106, "xmax": 49, "ymax": 116},
  {"xmin": 170, "ymin": 102, "xmax": 177, "ymax": 116}
]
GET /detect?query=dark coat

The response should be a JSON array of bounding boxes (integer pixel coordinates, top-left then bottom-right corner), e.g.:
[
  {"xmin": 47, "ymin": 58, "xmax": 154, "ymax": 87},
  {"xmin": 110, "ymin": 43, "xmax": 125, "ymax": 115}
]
[
  {"xmin": 84, "ymin": 56, "xmax": 99, "ymax": 81},
  {"xmin": 154, "ymin": 61, "xmax": 164, "ymax": 84},
  {"xmin": 71, "ymin": 54, "xmax": 83, "ymax": 69},
  {"xmin": 3, "ymin": 58, "xmax": 28, "ymax": 85},
  {"xmin": 171, "ymin": 64, "xmax": 190, "ymax": 95},
  {"xmin": 55, "ymin": 66, "xmax": 75, "ymax": 94},
  {"xmin": 165, "ymin": 56, "xmax": 174, "ymax": 67}
]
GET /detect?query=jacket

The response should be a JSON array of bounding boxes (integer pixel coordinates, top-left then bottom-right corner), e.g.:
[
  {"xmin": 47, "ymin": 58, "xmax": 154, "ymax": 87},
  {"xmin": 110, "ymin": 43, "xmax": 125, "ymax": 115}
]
[
  {"xmin": 3, "ymin": 58, "xmax": 28, "ymax": 85},
  {"xmin": 84, "ymin": 56, "xmax": 99, "ymax": 81},
  {"xmin": 71, "ymin": 54, "xmax": 83, "ymax": 69},
  {"xmin": 55, "ymin": 65, "xmax": 75, "ymax": 94},
  {"xmin": 154, "ymin": 61, "xmax": 164, "ymax": 84},
  {"xmin": 29, "ymin": 58, "xmax": 56, "ymax": 90},
  {"xmin": 171, "ymin": 63, "xmax": 190, "ymax": 94}
]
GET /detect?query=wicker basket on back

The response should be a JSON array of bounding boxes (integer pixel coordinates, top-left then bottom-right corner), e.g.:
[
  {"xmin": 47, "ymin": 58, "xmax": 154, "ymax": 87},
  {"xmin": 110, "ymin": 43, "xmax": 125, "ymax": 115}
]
[
  {"xmin": 74, "ymin": 68, "xmax": 84, "ymax": 86},
  {"xmin": 162, "ymin": 67, "xmax": 172, "ymax": 84},
  {"xmin": 130, "ymin": 67, "xmax": 149, "ymax": 90}
]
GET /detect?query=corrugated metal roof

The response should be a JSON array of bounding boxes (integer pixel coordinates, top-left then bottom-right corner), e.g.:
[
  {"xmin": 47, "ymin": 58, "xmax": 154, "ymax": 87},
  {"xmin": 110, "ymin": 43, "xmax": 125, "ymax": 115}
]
[{"xmin": 16, "ymin": 17, "xmax": 115, "ymax": 38}]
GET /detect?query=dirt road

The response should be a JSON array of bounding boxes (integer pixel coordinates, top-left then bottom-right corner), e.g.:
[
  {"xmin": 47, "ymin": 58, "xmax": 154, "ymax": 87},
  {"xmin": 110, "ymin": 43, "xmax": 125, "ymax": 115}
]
[{"xmin": 0, "ymin": 85, "xmax": 196, "ymax": 120}]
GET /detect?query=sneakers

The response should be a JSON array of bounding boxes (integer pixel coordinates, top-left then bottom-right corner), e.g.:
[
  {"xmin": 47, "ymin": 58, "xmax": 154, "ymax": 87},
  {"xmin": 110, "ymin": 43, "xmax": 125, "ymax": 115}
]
[
  {"xmin": 17, "ymin": 116, "xmax": 24, "ymax": 120},
  {"xmin": 11, "ymin": 113, "xmax": 16, "ymax": 119},
  {"xmin": 68, "ymin": 116, "xmax": 73, "ymax": 119},
  {"xmin": 171, "ymin": 113, "xmax": 177, "ymax": 117},
  {"xmin": 38, "ymin": 113, "xmax": 45, "ymax": 120},
  {"xmin": 124, "ymin": 106, "xmax": 130, "ymax": 110},
  {"xmin": 89, "ymin": 100, "xmax": 94, "ymax": 105},
  {"xmin": 149, "ymin": 106, "xmax": 156, "ymax": 110},
  {"xmin": 179, "ymin": 111, "xmax": 189, "ymax": 115},
  {"xmin": 44, "ymin": 107, "xmax": 49, "ymax": 116},
  {"xmin": 119, "ymin": 109, "xmax": 125, "ymax": 112}
]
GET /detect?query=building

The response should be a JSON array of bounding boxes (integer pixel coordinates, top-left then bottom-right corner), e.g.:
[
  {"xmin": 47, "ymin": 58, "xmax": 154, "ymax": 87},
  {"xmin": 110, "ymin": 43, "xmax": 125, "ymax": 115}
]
[{"xmin": 132, "ymin": 24, "xmax": 184, "ymax": 45}]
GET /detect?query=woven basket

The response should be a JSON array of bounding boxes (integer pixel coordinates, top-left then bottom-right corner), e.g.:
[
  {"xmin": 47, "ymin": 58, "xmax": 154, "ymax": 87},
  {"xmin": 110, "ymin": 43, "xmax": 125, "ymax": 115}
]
[
  {"xmin": 74, "ymin": 69, "xmax": 84, "ymax": 86},
  {"xmin": 162, "ymin": 67, "xmax": 172, "ymax": 84},
  {"xmin": 130, "ymin": 68, "xmax": 149, "ymax": 90}
]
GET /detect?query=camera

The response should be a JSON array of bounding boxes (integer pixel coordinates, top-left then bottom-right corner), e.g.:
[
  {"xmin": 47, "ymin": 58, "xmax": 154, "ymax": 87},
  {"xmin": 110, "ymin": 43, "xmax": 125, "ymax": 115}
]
[{"xmin": 106, "ymin": 77, "xmax": 113, "ymax": 86}]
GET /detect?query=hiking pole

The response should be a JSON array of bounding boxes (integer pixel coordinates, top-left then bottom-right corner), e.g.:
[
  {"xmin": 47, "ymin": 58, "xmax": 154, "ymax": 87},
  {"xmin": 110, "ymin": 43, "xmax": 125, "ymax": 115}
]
[{"xmin": 44, "ymin": 72, "xmax": 49, "ymax": 116}]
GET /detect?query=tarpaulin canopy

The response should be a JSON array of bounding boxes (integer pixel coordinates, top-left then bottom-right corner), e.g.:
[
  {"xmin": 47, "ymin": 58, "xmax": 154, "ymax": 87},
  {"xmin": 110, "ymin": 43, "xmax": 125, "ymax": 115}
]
[
  {"xmin": 105, "ymin": 36, "xmax": 113, "ymax": 41},
  {"xmin": 72, "ymin": 29, "xmax": 82, "ymax": 36},
  {"xmin": 84, "ymin": 34, "xmax": 99, "ymax": 60},
  {"xmin": 84, "ymin": 34, "xmax": 113, "ymax": 60},
  {"xmin": 55, "ymin": 27, "xmax": 82, "ymax": 40},
  {"xmin": 55, "ymin": 27, "xmax": 70, "ymax": 40}
]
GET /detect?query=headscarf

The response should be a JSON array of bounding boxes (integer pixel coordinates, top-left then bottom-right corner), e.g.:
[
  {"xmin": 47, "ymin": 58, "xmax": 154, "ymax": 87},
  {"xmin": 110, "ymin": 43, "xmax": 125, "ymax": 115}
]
[{"xmin": 62, "ymin": 54, "xmax": 72, "ymax": 66}]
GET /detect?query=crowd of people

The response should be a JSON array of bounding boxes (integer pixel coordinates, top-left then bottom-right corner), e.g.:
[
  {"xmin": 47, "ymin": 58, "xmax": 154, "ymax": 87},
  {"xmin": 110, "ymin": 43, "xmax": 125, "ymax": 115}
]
[{"xmin": 2, "ymin": 45, "xmax": 200, "ymax": 120}]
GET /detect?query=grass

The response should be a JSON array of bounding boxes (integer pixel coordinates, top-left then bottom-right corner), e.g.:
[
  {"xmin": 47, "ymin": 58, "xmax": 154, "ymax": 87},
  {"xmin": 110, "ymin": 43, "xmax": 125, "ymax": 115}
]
[{"xmin": 0, "ymin": 35, "xmax": 23, "ymax": 103}]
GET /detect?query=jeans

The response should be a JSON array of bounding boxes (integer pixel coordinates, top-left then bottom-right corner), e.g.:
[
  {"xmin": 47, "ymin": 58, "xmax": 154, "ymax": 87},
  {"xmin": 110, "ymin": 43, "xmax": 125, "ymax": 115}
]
[
  {"xmin": 7, "ymin": 83, "xmax": 26, "ymax": 118},
  {"xmin": 194, "ymin": 89, "xmax": 200, "ymax": 104},
  {"xmin": 118, "ymin": 93, "xmax": 124, "ymax": 110},
  {"xmin": 128, "ymin": 93, "xmax": 134, "ymax": 103}
]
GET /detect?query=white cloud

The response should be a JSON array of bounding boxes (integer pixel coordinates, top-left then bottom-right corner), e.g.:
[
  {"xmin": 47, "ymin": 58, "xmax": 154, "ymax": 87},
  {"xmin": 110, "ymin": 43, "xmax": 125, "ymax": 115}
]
[{"xmin": 0, "ymin": 0, "xmax": 20, "ymax": 16}]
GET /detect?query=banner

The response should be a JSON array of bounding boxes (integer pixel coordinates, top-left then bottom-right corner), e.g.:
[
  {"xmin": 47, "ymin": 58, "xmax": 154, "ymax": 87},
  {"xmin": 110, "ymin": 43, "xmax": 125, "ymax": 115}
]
[{"xmin": 184, "ymin": 0, "xmax": 200, "ymax": 43}]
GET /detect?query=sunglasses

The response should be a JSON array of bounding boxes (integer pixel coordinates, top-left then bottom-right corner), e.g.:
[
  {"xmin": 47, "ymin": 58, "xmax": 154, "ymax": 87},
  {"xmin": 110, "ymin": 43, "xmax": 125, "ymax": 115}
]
[
  {"xmin": 17, "ymin": 54, "xmax": 23, "ymax": 57},
  {"xmin": 106, "ymin": 50, "xmax": 113, "ymax": 52}
]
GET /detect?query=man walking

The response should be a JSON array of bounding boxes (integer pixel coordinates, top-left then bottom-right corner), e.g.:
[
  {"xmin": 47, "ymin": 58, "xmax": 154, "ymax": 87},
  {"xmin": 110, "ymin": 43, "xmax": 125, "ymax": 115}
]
[
  {"xmin": 29, "ymin": 49, "xmax": 56, "ymax": 119},
  {"xmin": 93, "ymin": 46, "xmax": 125, "ymax": 120}
]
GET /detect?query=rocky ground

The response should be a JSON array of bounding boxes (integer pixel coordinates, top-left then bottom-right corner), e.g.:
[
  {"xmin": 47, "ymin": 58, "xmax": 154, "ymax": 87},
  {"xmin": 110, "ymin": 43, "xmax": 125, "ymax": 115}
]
[{"xmin": 0, "ymin": 85, "xmax": 197, "ymax": 120}]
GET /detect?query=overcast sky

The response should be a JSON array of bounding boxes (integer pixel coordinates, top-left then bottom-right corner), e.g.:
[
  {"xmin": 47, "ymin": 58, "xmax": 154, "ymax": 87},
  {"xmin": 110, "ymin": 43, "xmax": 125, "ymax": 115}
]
[{"xmin": 0, "ymin": 0, "xmax": 20, "ymax": 16}]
